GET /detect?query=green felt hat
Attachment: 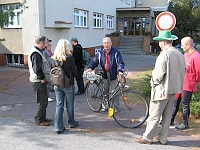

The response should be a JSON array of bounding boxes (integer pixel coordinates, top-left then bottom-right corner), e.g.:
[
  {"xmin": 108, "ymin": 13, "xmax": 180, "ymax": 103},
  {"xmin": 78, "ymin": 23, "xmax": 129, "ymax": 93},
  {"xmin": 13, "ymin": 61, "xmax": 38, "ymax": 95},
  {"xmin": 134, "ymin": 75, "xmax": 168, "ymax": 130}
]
[{"xmin": 153, "ymin": 30, "xmax": 178, "ymax": 41}]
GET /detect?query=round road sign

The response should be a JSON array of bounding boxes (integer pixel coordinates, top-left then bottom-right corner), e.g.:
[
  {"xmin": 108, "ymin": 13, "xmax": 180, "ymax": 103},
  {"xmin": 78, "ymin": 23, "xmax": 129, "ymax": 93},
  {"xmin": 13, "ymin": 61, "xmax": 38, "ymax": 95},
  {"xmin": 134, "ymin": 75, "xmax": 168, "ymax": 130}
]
[{"xmin": 155, "ymin": 11, "xmax": 176, "ymax": 31}]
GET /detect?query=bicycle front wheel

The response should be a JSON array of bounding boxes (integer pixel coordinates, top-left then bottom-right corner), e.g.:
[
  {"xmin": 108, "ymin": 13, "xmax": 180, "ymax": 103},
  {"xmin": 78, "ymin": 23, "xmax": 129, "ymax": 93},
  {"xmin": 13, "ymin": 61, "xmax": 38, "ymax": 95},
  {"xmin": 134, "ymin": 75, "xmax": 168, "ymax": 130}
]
[
  {"xmin": 113, "ymin": 90, "xmax": 149, "ymax": 128},
  {"xmin": 85, "ymin": 82, "xmax": 103, "ymax": 112}
]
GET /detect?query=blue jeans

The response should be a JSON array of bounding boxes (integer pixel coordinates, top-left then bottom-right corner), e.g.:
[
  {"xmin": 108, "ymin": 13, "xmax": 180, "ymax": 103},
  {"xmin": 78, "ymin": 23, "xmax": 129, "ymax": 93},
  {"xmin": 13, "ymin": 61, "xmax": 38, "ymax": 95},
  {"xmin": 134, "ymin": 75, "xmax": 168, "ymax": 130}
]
[{"xmin": 54, "ymin": 85, "xmax": 76, "ymax": 131}]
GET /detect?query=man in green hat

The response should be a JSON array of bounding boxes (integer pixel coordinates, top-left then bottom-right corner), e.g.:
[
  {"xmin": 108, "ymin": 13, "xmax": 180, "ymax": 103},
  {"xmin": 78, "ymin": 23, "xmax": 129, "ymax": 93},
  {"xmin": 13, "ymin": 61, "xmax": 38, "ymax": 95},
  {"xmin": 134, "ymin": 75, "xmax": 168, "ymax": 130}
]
[{"xmin": 135, "ymin": 30, "xmax": 185, "ymax": 145}]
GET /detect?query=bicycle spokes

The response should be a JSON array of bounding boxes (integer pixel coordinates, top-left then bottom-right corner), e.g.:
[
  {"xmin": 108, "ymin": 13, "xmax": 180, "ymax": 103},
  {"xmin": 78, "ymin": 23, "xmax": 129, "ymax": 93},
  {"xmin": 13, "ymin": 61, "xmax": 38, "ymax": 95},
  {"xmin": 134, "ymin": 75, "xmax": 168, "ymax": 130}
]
[{"xmin": 113, "ymin": 90, "xmax": 149, "ymax": 128}]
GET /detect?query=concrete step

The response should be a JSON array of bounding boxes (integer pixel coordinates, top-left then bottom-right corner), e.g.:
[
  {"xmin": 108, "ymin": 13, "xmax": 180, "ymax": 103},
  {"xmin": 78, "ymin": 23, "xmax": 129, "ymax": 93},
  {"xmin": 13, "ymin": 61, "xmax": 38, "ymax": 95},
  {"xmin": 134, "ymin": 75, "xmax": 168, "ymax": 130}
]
[
  {"xmin": 119, "ymin": 49, "xmax": 143, "ymax": 52},
  {"xmin": 118, "ymin": 36, "xmax": 144, "ymax": 55},
  {"xmin": 120, "ymin": 51, "xmax": 146, "ymax": 55},
  {"xmin": 119, "ymin": 41, "xmax": 143, "ymax": 45},
  {"xmin": 118, "ymin": 45, "xmax": 143, "ymax": 49}
]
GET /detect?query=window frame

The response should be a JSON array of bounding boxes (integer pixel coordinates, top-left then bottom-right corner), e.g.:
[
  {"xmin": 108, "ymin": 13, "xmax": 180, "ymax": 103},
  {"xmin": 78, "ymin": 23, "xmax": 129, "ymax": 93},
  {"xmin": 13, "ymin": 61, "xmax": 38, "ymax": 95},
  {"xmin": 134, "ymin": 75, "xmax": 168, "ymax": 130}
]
[
  {"xmin": 74, "ymin": 9, "xmax": 88, "ymax": 28},
  {"xmin": 125, "ymin": 0, "xmax": 130, "ymax": 5},
  {"xmin": 1, "ymin": 4, "xmax": 22, "ymax": 28},
  {"xmin": 106, "ymin": 15, "xmax": 114, "ymax": 29},
  {"xmin": 93, "ymin": 13, "xmax": 103, "ymax": 28},
  {"xmin": 5, "ymin": 54, "xmax": 24, "ymax": 66}
]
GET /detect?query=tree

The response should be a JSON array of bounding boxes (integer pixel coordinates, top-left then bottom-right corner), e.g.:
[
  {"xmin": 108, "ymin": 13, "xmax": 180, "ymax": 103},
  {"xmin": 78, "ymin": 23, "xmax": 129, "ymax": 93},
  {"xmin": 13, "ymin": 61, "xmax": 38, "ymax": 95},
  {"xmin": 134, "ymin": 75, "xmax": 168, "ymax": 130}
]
[
  {"xmin": 169, "ymin": 0, "xmax": 200, "ymax": 42},
  {"xmin": 0, "ymin": 9, "xmax": 15, "ymax": 41}
]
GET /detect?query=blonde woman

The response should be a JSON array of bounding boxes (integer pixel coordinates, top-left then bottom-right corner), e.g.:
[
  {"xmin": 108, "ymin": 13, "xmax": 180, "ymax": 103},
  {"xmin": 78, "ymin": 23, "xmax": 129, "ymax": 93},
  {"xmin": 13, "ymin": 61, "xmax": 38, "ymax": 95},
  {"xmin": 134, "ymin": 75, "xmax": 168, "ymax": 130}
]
[{"xmin": 51, "ymin": 39, "xmax": 78, "ymax": 134}]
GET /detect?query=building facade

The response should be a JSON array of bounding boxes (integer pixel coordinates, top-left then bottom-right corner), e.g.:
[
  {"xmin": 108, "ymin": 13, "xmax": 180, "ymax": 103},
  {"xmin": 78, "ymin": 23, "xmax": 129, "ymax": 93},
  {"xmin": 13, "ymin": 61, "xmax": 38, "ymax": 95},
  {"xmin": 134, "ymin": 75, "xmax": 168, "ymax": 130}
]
[{"xmin": 0, "ymin": 0, "xmax": 169, "ymax": 68}]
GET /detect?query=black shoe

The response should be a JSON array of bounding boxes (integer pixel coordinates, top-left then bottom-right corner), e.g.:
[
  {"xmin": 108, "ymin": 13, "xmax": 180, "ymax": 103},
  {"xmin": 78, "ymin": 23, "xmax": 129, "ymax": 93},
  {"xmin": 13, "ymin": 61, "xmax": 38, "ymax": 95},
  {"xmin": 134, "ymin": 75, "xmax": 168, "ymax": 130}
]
[
  {"xmin": 170, "ymin": 121, "xmax": 174, "ymax": 126},
  {"xmin": 75, "ymin": 91, "xmax": 84, "ymax": 95},
  {"xmin": 68, "ymin": 121, "xmax": 78, "ymax": 128},
  {"xmin": 56, "ymin": 127, "xmax": 66, "ymax": 134}
]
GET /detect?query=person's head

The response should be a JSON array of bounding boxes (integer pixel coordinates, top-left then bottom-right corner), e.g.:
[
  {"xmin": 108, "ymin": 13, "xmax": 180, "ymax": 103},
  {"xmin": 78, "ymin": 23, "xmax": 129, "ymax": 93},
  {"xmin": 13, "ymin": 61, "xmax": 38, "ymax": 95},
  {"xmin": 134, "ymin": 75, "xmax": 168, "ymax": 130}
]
[
  {"xmin": 153, "ymin": 30, "xmax": 178, "ymax": 51},
  {"xmin": 45, "ymin": 38, "xmax": 52, "ymax": 48},
  {"xmin": 102, "ymin": 37, "xmax": 112, "ymax": 52},
  {"xmin": 35, "ymin": 36, "xmax": 48, "ymax": 50},
  {"xmin": 158, "ymin": 40, "xmax": 173, "ymax": 50},
  {"xmin": 181, "ymin": 37, "xmax": 194, "ymax": 53},
  {"xmin": 52, "ymin": 39, "xmax": 71, "ymax": 62},
  {"xmin": 70, "ymin": 37, "xmax": 78, "ymax": 48},
  {"xmin": 46, "ymin": 43, "xmax": 51, "ymax": 51}
]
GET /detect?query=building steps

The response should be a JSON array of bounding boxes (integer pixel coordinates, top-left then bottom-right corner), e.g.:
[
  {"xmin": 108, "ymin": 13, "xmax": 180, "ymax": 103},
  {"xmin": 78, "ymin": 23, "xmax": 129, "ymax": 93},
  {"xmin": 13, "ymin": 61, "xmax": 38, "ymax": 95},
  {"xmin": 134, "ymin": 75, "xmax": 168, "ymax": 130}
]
[{"xmin": 118, "ymin": 36, "xmax": 145, "ymax": 55}]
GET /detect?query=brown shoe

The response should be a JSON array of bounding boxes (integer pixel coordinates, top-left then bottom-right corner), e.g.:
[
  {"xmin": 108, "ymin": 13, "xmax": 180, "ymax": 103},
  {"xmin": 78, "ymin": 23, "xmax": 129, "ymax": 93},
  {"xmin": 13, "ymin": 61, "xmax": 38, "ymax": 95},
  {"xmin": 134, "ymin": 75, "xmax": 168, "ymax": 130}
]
[
  {"xmin": 38, "ymin": 121, "xmax": 49, "ymax": 126},
  {"xmin": 44, "ymin": 118, "xmax": 52, "ymax": 122},
  {"xmin": 134, "ymin": 137, "xmax": 152, "ymax": 144}
]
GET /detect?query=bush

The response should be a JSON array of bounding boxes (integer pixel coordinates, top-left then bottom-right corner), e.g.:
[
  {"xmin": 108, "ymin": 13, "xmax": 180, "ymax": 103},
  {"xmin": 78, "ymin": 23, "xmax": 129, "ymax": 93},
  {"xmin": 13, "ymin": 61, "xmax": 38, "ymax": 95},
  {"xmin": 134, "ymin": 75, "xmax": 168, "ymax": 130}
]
[
  {"xmin": 141, "ymin": 74, "xmax": 152, "ymax": 98},
  {"xmin": 190, "ymin": 101, "xmax": 200, "ymax": 117}
]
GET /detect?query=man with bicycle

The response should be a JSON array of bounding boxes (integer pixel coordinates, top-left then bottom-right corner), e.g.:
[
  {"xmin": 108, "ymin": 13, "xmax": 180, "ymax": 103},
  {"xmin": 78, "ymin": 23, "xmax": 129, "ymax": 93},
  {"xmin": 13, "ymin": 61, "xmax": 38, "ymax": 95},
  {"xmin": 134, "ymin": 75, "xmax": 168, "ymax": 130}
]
[{"xmin": 85, "ymin": 37, "xmax": 125, "ymax": 111}]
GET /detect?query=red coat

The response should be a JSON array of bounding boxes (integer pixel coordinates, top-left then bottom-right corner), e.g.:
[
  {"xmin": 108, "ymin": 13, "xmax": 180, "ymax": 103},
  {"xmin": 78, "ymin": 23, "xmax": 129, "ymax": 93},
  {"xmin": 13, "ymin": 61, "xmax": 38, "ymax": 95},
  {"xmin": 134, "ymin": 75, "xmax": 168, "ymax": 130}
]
[{"xmin": 183, "ymin": 50, "xmax": 200, "ymax": 92}]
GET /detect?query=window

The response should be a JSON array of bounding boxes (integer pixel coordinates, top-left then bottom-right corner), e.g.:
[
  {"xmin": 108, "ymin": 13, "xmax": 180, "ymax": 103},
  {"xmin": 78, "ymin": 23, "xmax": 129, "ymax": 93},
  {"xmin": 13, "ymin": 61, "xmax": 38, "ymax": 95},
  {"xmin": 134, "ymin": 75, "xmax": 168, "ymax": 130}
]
[
  {"xmin": 106, "ymin": 16, "xmax": 114, "ymax": 29},
  {"xmin": 93, "ymin": 13, "xmax": 103, "ymax": 28},
  {"xmin": 125, "ymin": 0, "xmax": 130, "ymax": 5},
  {"xmin": 138, "ymin": 0, "xmax": 143, "ymax": 5},
  {"xmin": 131, "ymin": 0, "xmax": 136, "ymax": 7},
  {"xmin": 74, "ymin": 9, "xmax": 88, "ymax": 27},
  {"xmin": 6, "ymin": 54, "xmax": 24, "ymax": 66},
  {"xmin": 95, "ymin": 46, "xmax": 102, "ymax": 54},
  {"xmin": 2, "ymin": 4, "xmax": 21, "ymax": 28}
]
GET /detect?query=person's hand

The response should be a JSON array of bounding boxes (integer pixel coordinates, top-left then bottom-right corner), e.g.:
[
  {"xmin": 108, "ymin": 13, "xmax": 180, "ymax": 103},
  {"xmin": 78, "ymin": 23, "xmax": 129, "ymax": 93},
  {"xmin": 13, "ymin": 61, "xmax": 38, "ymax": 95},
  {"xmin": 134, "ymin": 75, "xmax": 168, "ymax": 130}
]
[
  {"xmin": 85, "ymin": 68, "xmax": 92, "ymax": 73},
  {"xmin": 150, "ymin": 77, "xmax": 158, "ymax": 88},
  {"xmin": 41, "ymin": 79, "xmax": 46, "ymax": 83}
]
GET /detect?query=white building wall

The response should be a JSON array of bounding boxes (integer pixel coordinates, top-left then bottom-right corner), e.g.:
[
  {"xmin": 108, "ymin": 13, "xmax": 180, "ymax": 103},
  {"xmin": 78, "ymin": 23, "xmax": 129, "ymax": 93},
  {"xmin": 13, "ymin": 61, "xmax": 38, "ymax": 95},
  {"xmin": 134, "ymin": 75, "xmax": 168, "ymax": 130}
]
[
  {"xmin": 21, "ymin": 0, "xmax": 40, "ymax": 54},
  {"xmin": 35, "ymin": 0, "xmax": 131, "ymax": 52}
]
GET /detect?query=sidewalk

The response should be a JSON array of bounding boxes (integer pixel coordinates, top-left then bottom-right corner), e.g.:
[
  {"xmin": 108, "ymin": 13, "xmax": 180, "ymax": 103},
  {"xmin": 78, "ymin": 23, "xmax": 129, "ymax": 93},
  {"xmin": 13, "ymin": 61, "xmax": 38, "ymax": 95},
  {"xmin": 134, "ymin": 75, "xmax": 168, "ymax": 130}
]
[{"xmin": 0, "ymin": 54, "xmax": 199, "ymax": 150}]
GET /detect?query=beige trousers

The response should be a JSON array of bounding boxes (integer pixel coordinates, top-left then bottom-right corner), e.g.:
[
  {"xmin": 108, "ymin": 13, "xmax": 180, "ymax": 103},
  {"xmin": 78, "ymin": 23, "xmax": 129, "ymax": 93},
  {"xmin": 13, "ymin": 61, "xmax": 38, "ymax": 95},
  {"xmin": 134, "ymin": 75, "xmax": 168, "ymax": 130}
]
[{"xmin": 143, "ymin": 94, "xmax": 174, "ymax": 144}]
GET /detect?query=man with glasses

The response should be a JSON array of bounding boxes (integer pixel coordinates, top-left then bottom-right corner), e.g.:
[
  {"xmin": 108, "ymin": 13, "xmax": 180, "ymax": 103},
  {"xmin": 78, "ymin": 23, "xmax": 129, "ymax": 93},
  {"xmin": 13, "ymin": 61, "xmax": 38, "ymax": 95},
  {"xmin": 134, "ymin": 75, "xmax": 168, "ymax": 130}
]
[{"xmin": 135, "ymin": 30, "xmax": 185, "ymax": 145}]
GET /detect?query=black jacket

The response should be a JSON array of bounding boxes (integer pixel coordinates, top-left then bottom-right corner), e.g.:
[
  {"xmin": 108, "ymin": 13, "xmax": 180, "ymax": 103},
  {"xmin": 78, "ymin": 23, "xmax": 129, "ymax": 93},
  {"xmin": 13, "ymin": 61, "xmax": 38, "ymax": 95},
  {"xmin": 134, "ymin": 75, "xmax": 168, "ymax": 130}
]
[
  {"xmin": 52, "ymin": 56, "xmax": 78, "ymax": 85},
  {"xmin": 30, "ymin": 46, "xmax": 45, "ymax": 80},
  {"xmin": 72, "ymin": 44, "xmax": 84, "ymax": 69}
]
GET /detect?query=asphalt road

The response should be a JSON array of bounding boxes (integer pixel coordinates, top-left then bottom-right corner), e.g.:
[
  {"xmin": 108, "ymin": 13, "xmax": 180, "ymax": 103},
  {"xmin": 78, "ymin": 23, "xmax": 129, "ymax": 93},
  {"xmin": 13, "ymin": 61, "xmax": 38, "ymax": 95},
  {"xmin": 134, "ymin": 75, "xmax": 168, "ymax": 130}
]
[{"xmin": 0, "ymin": 54, "xmax": 199, "ymax": 150}]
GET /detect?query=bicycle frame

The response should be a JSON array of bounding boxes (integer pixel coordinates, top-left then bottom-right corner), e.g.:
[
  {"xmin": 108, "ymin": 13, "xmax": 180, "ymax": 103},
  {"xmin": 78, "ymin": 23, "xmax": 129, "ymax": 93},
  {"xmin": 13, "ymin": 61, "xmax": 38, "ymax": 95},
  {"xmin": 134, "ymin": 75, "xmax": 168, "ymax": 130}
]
[
  {"xmin": 85, "ymin": 70, "xmax": 149, "ymax": 128},
  {"xmin": 87, "ymin": 71, "xmax": 127, "ymax": 110}
]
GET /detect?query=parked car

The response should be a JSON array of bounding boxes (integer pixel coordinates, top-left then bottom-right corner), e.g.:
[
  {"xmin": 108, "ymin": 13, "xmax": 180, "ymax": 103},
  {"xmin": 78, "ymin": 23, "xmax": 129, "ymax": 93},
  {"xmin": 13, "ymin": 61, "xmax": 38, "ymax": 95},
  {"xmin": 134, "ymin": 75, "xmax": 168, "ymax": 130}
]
[
  {"xmin": 175, "ymin": 44, "xmax": 182, "ymax": 50},
  {"xmin": 175, "ymin": 42, "xmax": 199, "ymax": 52}
]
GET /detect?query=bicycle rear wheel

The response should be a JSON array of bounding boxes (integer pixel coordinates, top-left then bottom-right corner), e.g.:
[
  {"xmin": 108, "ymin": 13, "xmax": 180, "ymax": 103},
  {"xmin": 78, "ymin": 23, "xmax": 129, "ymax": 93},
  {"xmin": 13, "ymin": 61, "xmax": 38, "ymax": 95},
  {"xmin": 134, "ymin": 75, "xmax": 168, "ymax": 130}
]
[
  {"xmin": 112, "ymin": 90, "xmax": 149, "ymax": 128},
  {"xmin": 85, "ymin": 82, "xmax": 103, "ymax": 112}
]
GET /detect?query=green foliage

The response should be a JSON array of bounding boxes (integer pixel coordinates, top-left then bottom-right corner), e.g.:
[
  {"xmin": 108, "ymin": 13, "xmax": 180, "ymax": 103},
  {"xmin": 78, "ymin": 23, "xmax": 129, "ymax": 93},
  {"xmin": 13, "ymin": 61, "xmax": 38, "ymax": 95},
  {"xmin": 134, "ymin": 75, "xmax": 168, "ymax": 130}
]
[
  {"xmin": 141, "ymin": 74, "xmax": 152, "ymax": 97},
  {"xmin": 169, "ymin": 0, "xmax": 200, "ymax": 42},
  {"xmin": 0, "ymin": 8, "xmax": 15, "ymax": 27},
  {"xmin": 191, "ymin": 84, "xmax": 200, "ymax": 102},
  {"xmin": 197, "ymin": 45, "xmax": 200, "ymax": 52},
  {"xmin": 190, "ymin": 101, "xmax": 200, "ymax": 116}
]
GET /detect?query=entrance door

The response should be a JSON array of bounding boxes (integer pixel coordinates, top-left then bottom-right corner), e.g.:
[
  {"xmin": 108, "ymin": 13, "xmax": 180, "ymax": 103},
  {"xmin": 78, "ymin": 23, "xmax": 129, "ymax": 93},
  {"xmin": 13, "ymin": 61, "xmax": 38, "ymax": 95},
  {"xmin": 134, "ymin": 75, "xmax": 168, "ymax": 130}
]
[{"xmin": 124, "ymin": 17, "xmax": 146, "ymax": 36}]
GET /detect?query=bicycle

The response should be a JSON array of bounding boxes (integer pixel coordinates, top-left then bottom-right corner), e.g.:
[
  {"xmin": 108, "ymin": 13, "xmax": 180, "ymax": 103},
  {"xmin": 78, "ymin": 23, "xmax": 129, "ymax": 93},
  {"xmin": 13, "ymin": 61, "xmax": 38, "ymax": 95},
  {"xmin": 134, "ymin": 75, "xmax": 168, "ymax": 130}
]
[{"xmin": 84, "ymin": 69, "xmax": 149, "ymax": 128}]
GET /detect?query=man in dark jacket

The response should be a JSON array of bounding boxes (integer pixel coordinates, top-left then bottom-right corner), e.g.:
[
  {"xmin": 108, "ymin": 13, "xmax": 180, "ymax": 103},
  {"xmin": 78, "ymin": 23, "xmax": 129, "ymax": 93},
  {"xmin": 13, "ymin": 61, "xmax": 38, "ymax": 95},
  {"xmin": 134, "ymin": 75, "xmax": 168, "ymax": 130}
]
[
  {"xmin": 71, "ymin": 38, "xmax": 85, "ymax": 95},
  {"xmin": 85, "ymin": 37, "xmax": 125, "ymax": 111}
]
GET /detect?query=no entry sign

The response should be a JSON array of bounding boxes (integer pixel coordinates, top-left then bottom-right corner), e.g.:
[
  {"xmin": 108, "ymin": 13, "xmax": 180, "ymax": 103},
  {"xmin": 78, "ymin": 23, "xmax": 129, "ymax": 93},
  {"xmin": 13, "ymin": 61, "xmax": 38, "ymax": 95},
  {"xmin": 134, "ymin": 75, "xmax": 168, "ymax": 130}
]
[{"xmin": 155, "ymin": 11, "xmax": 176, "ymax": 31}]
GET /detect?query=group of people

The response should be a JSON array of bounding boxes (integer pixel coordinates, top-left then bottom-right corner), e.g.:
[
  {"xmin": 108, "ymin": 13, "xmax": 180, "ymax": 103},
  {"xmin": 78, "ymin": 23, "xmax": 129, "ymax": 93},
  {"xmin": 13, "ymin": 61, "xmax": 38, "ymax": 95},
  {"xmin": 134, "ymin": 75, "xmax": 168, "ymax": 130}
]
[
  {"xmin": 28, "ymin": 36, "xmax": 124, "ymax": 134},
  {"xmin": 135, "ymin": 30, "xmax": 200, "ymax": 145},
  {"xmin": 28, "ymin": 30, "xmax": 199, "ymax": 141}
]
